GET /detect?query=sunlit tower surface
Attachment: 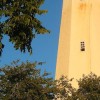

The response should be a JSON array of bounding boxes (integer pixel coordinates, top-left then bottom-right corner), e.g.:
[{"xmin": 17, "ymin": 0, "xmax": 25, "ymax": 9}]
[{"xmin": 56, "ymin": 0, "xmax": 100, "ymax": 87}]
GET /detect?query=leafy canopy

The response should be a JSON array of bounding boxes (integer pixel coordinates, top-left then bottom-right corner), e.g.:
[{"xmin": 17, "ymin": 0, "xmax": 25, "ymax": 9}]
[
  {"xmin": 0, "ymin": 0, "xmax": 50, "ymax": 55},
  {"xmin": 76, "ymin": 73, "xmax": 100, "ymax": 100},
  {"xmin": 0, "ymin": 61, "xmax": 56, "ymax": 100},
  {"xmin": 0, "ymin": 61, "xmax": 100, "ymax": 100},
  {"xmin": 0, "ymin": 61, "xmax": 75, "ymax": 100}
]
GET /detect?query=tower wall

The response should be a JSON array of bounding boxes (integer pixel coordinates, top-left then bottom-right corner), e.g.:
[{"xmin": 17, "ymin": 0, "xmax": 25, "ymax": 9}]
[
  {"xmin": 91, "ymin": 1, "xmax": 100, "ymax": 76},
  {"xmin": 55, "ymin": 0, "xmax": 72, "ymax": 79},
  {"xmin": 68, "ymin": 0, "xmax": 91, "ymax": 81},
  {"xmin": 56, "ymin": 0, "xmax": 100, "ymax": 87}
]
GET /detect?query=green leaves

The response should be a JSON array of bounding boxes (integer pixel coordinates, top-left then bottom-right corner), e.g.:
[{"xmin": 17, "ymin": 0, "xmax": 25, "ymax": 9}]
[
  {"xmin": 0, "ymin": 0, "xmax": 50, "ymax": 55},
  {"xmin": 77, "ymin": 73, "xmax": 100, "ymax": 100},
  {"xmin": 0, "ymin": 23, "xmax": 4, "ymax": 55},
  {"xmin": 0, "ymin": 61, "xmax": 100, "ymax": 100},
  {"xmin": 0, "ymin": 61, "xmax": 56, "ymax": 100}
]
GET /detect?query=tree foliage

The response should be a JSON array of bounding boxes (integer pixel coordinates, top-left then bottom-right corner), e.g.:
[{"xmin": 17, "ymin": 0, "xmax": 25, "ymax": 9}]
[
  {"xmin": 0, "ymin": 0, "xmax": 50, "ymax": 55},
  {"xmin": 55, "ymin": 76, "xmax": 75, "ymax": 100},
  {"xmin": 0, "ymin": 62, "xmax": 100, "ymax": 100},
  {"xmin": 0, "ymin": 61, "xmax": 57, "ymax": 100},
  {"xmin": 59, "ymin": 73, "xmax": 100, "ymax": 100},
  {"xmin": 76, "ymin": 73, "xmax": 100, "ymax": 100},
  {"xmin": 0, "ymin": 61, "xmax": 75, "ymax": 100}
]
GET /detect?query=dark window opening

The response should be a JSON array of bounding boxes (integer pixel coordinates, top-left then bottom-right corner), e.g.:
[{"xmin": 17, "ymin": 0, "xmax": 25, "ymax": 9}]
[{"xmin": 80, "ymin": 42, "xmax": 85, "ymax": 51}]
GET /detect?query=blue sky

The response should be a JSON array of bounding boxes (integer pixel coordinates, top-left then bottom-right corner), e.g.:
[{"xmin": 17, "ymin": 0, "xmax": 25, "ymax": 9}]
[{"xmin": 0, "ymin": 0, "xmax": 62, "ymax": 77}]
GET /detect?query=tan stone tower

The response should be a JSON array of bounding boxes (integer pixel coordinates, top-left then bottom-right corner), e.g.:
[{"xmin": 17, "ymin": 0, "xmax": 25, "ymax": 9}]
[{"xmin": 56, "ymin": 0, "xmax": 100, "ymax": 87}]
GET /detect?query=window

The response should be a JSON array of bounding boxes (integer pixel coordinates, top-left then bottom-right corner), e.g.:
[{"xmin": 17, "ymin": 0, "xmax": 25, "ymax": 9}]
[{"xmin": 80, "ymin": 42, "xmax": 85, "ymax": 51}]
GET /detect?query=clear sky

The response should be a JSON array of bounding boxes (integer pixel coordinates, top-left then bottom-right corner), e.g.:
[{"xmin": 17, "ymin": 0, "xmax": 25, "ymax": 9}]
[{"xmin": 0, "ymin": 0, "xmax": 62, "ymax": 77}]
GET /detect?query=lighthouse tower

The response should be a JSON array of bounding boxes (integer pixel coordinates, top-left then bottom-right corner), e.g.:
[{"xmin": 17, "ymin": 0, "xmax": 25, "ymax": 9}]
[{"xmin": 56, "ymin": 0, "xmax": 100, "ymax": 87}]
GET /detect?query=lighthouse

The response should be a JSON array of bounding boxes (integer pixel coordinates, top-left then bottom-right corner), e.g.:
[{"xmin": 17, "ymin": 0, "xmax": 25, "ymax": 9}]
[{"xmin": 56, "ymin": 0, "xmax": 100, "ymax": 87}]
